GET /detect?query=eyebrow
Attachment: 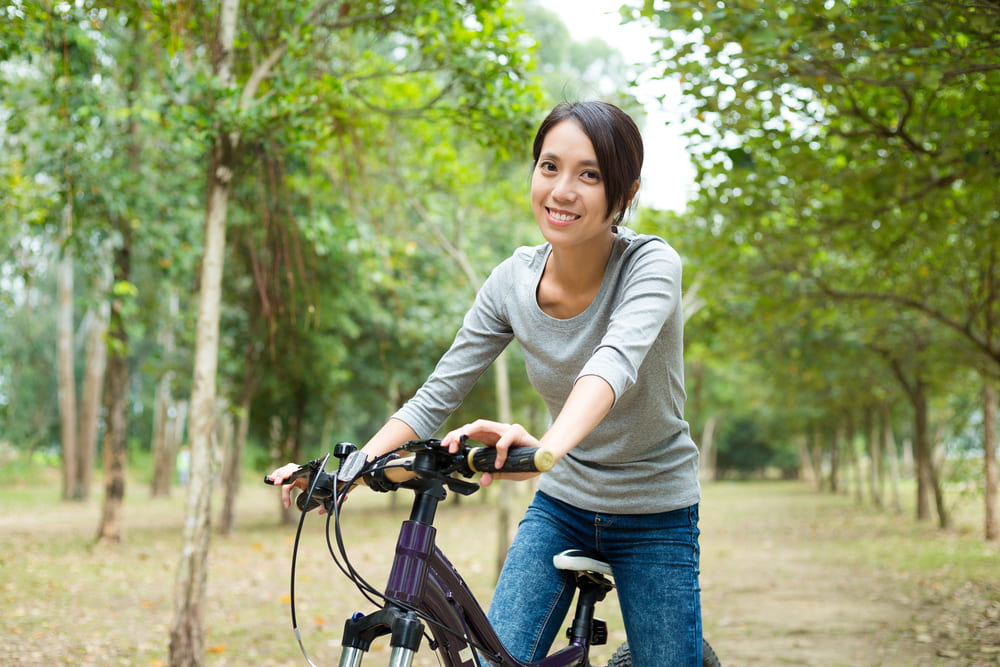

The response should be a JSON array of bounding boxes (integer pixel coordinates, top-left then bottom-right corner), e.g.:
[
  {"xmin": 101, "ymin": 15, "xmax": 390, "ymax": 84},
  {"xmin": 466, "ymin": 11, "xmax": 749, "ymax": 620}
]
[{"xmin": 539, "ymin": 152, "xmax": 601, "ymax": 169}]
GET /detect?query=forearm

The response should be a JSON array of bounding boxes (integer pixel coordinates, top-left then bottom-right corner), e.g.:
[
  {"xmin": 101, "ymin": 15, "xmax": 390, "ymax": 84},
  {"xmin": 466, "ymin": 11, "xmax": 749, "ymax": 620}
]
[
  {"xmin": 361, "ymin": 418, "xmax": 418, "ymax": 459},
  {"xmin": 540, "ymin": 374, "xmax": 615, "ymax": 460}
]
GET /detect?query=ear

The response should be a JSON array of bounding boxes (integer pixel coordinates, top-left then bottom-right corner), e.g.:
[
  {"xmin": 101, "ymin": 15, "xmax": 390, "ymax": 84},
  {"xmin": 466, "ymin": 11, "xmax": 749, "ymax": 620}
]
[{"xmin": 626, "ymin": 180, "xmax": 640, "ymax": 208}]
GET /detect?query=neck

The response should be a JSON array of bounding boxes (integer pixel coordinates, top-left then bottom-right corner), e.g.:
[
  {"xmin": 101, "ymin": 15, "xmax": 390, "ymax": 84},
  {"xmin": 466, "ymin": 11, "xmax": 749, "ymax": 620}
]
[{"xmin": 546, "ymin": 231, "xmax": 616, "ymax": 288}]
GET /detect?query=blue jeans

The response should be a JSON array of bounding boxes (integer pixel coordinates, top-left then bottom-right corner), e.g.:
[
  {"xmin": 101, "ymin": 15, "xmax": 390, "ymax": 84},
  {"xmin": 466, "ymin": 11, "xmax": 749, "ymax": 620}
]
[{"xmin": 487, "ymin": 491, "xmax": 701, "ymax": 667}]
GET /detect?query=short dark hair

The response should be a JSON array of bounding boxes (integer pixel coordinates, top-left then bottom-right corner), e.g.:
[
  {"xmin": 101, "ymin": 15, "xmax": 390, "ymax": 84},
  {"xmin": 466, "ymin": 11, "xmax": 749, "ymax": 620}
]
[{"xmin": 532, "ymin": 101, "xmax": 643, "ymax": 224}]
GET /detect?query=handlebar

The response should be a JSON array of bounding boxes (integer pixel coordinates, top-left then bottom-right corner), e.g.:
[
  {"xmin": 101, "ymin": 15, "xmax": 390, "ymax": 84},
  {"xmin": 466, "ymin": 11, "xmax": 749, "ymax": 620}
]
[{"xmin": 265, "ymin": 438, "xmax": 555, "ymax": 513}]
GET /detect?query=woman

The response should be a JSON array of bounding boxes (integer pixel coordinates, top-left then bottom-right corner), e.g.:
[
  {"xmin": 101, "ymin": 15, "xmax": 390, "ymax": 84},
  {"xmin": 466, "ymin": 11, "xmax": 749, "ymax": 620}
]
[{"xmin": 270, "ymin": 101, "xmax": 702, "ymax": 665}]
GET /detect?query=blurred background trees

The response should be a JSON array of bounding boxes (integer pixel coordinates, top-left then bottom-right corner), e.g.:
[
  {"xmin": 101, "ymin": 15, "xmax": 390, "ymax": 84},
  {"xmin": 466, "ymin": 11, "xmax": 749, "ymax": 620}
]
[
  {"xmin": 1, "ymin": 0, "xmax": 997, "ymax": 548},
  {"xmin": 3, "ymin": 1, "xmax": 998, "ymax": 661}
]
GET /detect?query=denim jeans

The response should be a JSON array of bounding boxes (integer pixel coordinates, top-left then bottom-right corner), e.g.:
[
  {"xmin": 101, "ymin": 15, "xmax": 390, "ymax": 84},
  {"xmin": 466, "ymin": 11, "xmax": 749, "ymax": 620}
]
[{"xmin": 487, "ymin": 491, "xmax": 702, "ymax": 667}]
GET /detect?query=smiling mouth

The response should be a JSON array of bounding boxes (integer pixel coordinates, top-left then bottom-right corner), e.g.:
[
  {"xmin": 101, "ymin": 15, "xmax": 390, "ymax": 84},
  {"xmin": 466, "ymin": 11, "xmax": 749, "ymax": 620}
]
[{"xmin": 547, "ymin": 208, "xmax": 580, "ymax": 223}]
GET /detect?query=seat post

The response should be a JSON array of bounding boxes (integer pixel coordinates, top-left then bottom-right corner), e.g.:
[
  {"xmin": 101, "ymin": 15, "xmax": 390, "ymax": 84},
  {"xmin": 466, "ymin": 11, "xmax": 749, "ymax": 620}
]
[{"xmin": 567, "ymin": 573, "xmax": 614, "ymax": 643}]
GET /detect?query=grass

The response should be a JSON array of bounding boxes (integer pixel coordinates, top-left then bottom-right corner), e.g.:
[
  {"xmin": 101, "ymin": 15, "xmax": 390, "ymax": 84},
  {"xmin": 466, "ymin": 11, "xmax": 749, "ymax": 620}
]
[{"xmin": 2, "ymin": 460, "xmax": 998, "ymax": 666}]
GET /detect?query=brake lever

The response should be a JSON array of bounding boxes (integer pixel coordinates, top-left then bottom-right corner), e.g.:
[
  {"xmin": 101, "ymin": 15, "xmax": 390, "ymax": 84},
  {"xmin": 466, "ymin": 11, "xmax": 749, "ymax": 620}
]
[{"xmin": 264, "ymin": 455, "xmax": 327, "ymax": 486}]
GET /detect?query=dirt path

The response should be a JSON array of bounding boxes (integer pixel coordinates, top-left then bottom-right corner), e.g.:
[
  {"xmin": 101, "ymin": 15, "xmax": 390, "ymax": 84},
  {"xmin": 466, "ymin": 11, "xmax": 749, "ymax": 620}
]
[
  {"xmin": 3, "ymin": 478, "xmax": 995, "ymax": 666},
  {"xmin": 697, "ymin": 482, "xmax": 966, "ymax": 666}
]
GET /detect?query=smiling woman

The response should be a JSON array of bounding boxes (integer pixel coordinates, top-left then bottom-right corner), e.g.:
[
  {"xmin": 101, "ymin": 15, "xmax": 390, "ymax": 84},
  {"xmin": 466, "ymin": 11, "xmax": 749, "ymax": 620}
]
[{"xmin": 270, "ymin": 100, "xmax": 705, "ymax": 665}]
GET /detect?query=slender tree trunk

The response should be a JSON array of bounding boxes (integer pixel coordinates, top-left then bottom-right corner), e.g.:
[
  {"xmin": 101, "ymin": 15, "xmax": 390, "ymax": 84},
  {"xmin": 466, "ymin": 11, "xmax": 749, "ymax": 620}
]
[
  {"xmin": 797, "ymin": 434, "xmax": 817, "ymax": 488},
  {"xmin": 57, "ymin": 248, "xmax": 79, "ymax": 501},
  {"xmin": 929, "ymin": 444, "xmax": 950, "ymax": 529},
  {"xmin": 152, "ymin": 289, "xmax": 180, "ymax": 497},
  {"xmin": 829, "ymin": 424, "xmax": 840, "ymax": 493},
  {"xmin": 271, "ymin": 415, "xmax": 297, "ymax": 524},
  {"xmin": 880, "ymin": 402, "xmax": 903, "ymax": 514},
  {"xmin": 913, "ymin": 387, "xmax": 932, "ymax": 521},
  {"xmin": 984, "ymin": 379, "xmax": 998, "ymax": 541},
  {"xmin": 700, "ymin": 415, "xmax": 718, "ymax": 482},
  {"xmin": 76, "ymin": 263, "xmax": 110, "ymax": 500},
  {"xmin": 96, "ymin": 264, "xmax": 130, "ymax": 543},
  {"xmin": 910, "ymin": 384, "xmax": 949, "ymax": 527},
  {"xmin": 95, "ymin": 21, "xmax": 142, "ymax": 542},
  {"xmin": 169, "ymin": 127, "xmax": 235, "ymax": 664},
  {"xmin": 169, "ymin": 160, "xmax": 232, "ymax": 664},
  {"xmin": 218, "ymin": 399, "xmax": 245, "ymax": 537},
  {"xmin": 810, "ymin": 424, "xmax": 826, "ymax": 491},
  {"xmin": 865, "ymin": 407, "xmax": 883, "ymax": 509},
  {"xmin": 170, "ymin": 2, "xmax": 238, "ymax": 657},
  {"xmin": 845, "ymin": 413, "xmax": 864, "ymax": 504},
  {"xmin": 151, "ymin": 373, "xmax": 174, "ymax": 497}
]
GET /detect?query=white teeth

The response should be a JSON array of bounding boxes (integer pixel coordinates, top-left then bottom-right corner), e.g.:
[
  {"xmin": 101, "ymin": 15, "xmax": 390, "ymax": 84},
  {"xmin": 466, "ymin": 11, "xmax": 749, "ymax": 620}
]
[{"xmin": 550, "ymin": 210, "xmax": 578, "ymax": 222}]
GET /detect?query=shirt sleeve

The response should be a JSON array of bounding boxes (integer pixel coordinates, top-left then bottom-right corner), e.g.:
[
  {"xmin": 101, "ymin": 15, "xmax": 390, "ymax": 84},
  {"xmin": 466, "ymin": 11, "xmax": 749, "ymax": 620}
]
[
  {"xmin": 392, "ymin": 260, "xmax": 516, "ymax": 438},
  {"xmin": 576, "ymin": 239, "xmax": 682, "ymax": 404}
]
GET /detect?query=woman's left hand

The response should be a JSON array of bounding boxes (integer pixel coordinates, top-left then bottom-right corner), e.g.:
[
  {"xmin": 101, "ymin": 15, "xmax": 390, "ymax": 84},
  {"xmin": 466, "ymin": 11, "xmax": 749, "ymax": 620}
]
[{"xmin": 440, "ymin": 419, "xmax": 541, "ymax": 486}]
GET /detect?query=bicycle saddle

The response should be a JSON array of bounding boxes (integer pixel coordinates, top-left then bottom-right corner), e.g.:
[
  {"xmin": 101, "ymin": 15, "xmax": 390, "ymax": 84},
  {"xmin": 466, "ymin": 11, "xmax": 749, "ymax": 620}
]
[{"xmin": 552, "ymin": 550, "xmax": 613, "ymax": 577}]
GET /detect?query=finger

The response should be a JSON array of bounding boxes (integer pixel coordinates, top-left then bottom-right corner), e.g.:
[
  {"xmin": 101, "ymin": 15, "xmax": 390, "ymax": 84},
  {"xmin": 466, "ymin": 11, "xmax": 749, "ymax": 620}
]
[
  {"xmin": 492, "ymin": 426, "xmax": 524, "ymax": 469},
  {"xmin": 281, "ymin": 484, "xmax": 292, "ymax": 509},
  {"xmin": 266, "ymin": 462, "xmax": 299, "ymax": 485},
  {"xmin": 480, "ymin": 472, "xmax": 495, "ymax": 487},
  {"xmin": 441, "ymin": 429, "xmax": 464, "ymax": 453}
]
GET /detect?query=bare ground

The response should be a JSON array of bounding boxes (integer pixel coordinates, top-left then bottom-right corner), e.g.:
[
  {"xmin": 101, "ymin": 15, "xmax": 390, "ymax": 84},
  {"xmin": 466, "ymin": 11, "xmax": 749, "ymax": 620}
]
[{"xmin": 2, "ymin": 476, "xmax": 998, "ymax": 666}]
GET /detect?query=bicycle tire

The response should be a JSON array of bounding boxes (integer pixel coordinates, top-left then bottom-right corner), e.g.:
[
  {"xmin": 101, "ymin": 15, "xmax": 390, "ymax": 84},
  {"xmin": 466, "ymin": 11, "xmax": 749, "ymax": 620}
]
[{"xmin": 601, "ymin": 639, "xmax": 721, "ymax": 667}]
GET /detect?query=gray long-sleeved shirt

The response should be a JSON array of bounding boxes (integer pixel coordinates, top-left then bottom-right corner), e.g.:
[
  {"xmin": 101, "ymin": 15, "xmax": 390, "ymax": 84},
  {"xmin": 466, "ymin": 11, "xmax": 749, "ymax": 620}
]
[{"xmin": 393, "ymin": 227, "xmax": 701, "ymax": 514}]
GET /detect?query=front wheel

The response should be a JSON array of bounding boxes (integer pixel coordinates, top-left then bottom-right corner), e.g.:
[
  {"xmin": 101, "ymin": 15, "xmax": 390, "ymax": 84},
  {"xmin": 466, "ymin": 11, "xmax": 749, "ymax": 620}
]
[{"xmin": 603, "ymin": 639, "xmax": 721, "ymax": 667}]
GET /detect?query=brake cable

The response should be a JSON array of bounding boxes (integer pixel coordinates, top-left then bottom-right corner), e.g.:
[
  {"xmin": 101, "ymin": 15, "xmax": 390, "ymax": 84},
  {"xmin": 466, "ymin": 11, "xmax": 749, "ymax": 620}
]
[{"xmin": 287, "ymin": 452, "xmax": 329, "ymax": 667}]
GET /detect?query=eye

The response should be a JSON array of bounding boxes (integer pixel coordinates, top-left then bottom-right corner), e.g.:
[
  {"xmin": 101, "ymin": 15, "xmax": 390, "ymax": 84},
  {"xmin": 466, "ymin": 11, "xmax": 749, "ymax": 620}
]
[
  {"xmin": 538, "ymin": 160, "xmax": 558, "ymax": 173},
  {"xmin": 581, "ymin": 169, "xmax": 601, "ymax": 182}
]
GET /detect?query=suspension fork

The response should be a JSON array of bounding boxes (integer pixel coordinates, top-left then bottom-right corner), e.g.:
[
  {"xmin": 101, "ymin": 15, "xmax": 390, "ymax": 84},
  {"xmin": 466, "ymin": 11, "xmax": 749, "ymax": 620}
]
[{"xmin": 337, "ymin": 605, "xmax": 425, "ymax": 667}]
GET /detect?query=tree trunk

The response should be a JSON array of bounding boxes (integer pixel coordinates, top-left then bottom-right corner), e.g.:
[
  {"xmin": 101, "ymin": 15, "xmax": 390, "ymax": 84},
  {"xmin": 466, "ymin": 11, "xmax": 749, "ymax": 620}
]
[
  {"xmin": 984, "ymin": 379, "xmax": 998, "ymax": 541},
  {"xmin": 910, "ymin": 383, "xmax": 949, "ymax": 527},
  {"xmin": 929, "ymin": 443, "xmax": 950, "ymax": 530},
  {"xmin": 829, "ymin": 424, "xmax": 840, "ymax": 493},
  {"xmin": 271, "ymin": 415, "xmax": 298, "ymax": 524},
  {"xmin": 880, "ymin": 402, "xmax": 903, "ymax": 514},
  {"xmin": 169, "ymin": 125, "xmax": 235, "ymax": 664},
  {"xmin": 169, "ymin": 153, "xmax": 233, "ymax": 664},
  {"xmin": 96, "ymin": 273, "xmax": 130, "ymax": 543},
  {"xmin": 152, "ymin": 289, "xmax": 180, "ymax": 497},
  {"xmin": 96, "ymin": 9, "xmax": 142, "ymax": 542},
  {"xmin": 76, "ymin": 264, "xmax": 110, "ymax": 501},
  {"xmin": 913, "ymin": 386, "xmax": 932, "ymax": 521},
  {"xmin": 151, "ymin": 373, "xmax": 175, "ymax": 497},
  {"xmin": 57, "ymin": 248, "xmax": 79, "ymax": 501},
  {"xmin": 865, "ymin": 407, "xmax": 883, "ymax": 509},
  {"xmin": 170, "ymin": 0, "xmax": 239, "ymax": 651},
  {"xmin": 699, "ymin": 415, "xmax": 718, "ymax": 482},
  {"xmin": 845, "ymin": 413, "xmax": 864, "ymax": 504},
  {"xmin": 217, "ymin": 400, "xmax": 245, "ymax": 537},
  {"xmin": 797, "ymin": 433, "xmax": 817, "ymax": 488}
]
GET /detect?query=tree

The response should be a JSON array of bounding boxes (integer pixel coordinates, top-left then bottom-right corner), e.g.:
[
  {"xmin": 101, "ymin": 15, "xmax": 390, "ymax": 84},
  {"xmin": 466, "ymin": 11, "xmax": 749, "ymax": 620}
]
[
  {"xmin": 160, "ymin": 1, "xmax": 543, "ymax": 662},
  {"xmin": 629, "ymin": 0, "xmax": 1000, "ymax": 536}
]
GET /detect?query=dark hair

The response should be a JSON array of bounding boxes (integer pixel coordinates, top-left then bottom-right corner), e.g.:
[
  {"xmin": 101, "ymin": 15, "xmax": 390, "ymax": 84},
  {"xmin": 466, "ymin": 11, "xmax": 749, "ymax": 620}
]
[{"xmin": 532, "ymin": 101, "xmax": 643, "ymax": 224}]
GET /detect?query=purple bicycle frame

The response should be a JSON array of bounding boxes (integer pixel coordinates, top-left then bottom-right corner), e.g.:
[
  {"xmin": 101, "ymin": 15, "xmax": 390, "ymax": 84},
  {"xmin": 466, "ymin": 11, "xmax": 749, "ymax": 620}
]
[{"xmin": 381, "ymin": 519, "xmax": 589, "ymax": 667}]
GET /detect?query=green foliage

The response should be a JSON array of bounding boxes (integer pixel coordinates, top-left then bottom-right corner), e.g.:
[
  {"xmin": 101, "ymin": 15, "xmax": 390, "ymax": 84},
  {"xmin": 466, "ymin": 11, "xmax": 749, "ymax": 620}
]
[
  {"xmin": 623, "ymin": 0, "xmax": 1000, "ymax": 487},
  {"xmin": 715, "ymin": 414, "xmax": 799, "ymax": 478}
]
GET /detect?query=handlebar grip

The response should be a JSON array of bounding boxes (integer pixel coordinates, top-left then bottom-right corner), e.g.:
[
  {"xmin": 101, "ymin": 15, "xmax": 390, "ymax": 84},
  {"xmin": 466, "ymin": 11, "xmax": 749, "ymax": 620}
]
[{"xmin": 466, "ymin": 445, "xmax": 555, "ymax": 474}]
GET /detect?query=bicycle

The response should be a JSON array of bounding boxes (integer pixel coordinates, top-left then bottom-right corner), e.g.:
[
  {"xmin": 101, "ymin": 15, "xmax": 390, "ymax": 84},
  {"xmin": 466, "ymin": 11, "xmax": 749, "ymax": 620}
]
[{"xmin": 266, "ymin": 438, "xmax": 721, "ymax": 667}]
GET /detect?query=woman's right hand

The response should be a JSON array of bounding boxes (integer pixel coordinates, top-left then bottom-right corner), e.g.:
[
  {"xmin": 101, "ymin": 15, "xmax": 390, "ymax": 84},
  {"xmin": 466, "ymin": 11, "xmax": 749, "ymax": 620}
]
[{"xmin": 266, "ymin": 463, "xmax": 308, "ymax": 509}]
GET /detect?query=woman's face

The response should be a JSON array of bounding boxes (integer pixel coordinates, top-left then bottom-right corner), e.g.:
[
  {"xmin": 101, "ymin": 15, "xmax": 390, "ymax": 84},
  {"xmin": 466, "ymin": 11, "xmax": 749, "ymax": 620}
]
[{"xmin": 530, "ymin": 119, "xmax": 614, "ymax": 249}]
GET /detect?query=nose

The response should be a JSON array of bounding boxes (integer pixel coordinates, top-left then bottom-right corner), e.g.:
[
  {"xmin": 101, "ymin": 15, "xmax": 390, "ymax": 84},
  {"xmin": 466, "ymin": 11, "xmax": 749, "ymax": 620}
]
[{"xmin": 551, "ymin": 174, "xmax": 577, "ymax": 203}]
